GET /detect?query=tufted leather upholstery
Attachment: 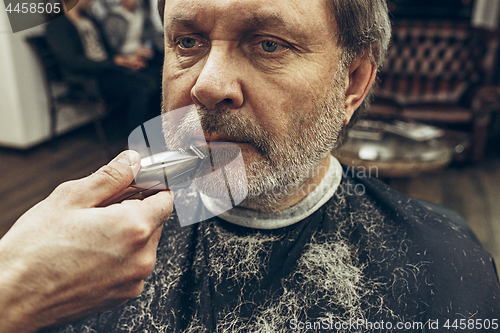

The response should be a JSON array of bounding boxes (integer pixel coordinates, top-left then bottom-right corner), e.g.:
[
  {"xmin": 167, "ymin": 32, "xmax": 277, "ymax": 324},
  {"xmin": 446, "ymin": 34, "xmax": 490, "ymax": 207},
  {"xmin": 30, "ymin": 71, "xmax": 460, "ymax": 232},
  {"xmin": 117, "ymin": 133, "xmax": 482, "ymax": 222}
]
[{"xmin": 365, "ymin": 20, "xmax": 500, "ymax": 163}]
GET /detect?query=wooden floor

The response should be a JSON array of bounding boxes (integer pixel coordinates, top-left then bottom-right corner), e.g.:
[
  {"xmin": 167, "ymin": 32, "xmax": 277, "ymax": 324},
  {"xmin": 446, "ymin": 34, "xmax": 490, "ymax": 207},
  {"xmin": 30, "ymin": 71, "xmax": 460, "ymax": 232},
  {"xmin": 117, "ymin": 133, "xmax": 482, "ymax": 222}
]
[{"xmin": 1, "ymin": 124, "xmax": 499, "ymax": 271}]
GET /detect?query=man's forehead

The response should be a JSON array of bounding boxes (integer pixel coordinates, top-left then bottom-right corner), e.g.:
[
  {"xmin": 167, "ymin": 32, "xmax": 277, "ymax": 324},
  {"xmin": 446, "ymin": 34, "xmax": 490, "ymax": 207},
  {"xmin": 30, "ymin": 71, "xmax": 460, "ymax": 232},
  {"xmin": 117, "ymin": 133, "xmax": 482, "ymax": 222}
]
[
  {"xmin": 167, "ymin": 11, "xmax": 295, "ymax": 36},
  {"xmin": 163, "ymin": 0, "xmax": 335, "ymax": 37}
]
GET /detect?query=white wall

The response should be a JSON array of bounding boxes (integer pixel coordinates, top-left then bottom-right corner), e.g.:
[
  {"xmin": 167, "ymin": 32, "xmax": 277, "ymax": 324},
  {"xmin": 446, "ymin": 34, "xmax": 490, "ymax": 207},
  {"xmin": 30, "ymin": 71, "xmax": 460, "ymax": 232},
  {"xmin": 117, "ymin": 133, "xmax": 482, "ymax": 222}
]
[
  {"xmin": 0, "ymin": 3, "xmax": 96, "ymax": 149},
  {"xmin": 0, "ymin": 1, "xmax": 50, "ymax": 148},
  {"xmin": 0, "ymin": 4, "xmax": 26, "ymax": 146}
]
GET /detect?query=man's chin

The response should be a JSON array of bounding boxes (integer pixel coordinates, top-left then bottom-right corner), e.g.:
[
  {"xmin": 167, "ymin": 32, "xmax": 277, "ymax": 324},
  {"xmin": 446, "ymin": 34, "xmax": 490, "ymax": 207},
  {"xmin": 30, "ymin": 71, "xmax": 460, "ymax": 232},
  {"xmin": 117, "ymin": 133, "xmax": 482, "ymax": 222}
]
[
  {"xmin": 192, "ymin": 176, "xmax": 248, "ymax": 206},
  {"xmin": 189, "ymin": 144, "xmax": 250, "ymax": 206},
  {"xmin": 191, "ymin": 164, "xmax": 283, "ymax": 212}
]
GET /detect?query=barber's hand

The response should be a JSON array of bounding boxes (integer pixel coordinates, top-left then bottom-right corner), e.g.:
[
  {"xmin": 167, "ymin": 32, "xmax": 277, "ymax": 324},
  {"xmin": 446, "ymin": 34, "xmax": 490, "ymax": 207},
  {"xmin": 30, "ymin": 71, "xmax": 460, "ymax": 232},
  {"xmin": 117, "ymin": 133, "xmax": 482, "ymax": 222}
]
[
  {"xmin": 113, "ymin": 54, "xmax": 146, "ymax": 71},
  {"xmin": 134, "ymin": 45, "xmax": 154, "ymax": 60},
  {"xmin": 0, "ymin": 151, "xmax": 173, "ymax": 333}
]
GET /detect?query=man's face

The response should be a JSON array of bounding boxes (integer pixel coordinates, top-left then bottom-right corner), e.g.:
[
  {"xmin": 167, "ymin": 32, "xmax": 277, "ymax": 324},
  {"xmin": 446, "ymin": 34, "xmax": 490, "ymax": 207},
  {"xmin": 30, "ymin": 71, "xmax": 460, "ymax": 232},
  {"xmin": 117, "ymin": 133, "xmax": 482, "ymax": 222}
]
[{"xmin": 161, "ymin": 0, "xmax": 348, "ymax": 210}]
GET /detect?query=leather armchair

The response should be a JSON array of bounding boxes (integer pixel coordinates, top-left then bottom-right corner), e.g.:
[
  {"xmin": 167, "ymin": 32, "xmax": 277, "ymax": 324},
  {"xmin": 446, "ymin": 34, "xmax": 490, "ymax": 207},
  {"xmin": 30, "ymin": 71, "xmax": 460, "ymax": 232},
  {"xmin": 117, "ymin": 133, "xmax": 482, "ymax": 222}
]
[{"xmin": 364, "ymin": 20, "xmax": 500, "ymax": 163}]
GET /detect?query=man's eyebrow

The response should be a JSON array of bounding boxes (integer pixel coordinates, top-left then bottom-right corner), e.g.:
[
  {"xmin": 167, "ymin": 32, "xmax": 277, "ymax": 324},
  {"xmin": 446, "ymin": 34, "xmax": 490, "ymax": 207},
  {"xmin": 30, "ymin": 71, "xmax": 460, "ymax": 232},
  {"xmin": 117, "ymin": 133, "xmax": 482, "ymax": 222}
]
[
  {"xmin": 245, "ymin": 13, "xmax": 287, "ymax": 31},
  {"xmin": 166, "ymin": 12, "xmax": 308, "ymax": 42},
  {"xmin": 167, "ymin": 15, "xmax": 199, "ymax": 31},
  {"xmin": 244, "ymin": 13, "xmax": 310, "ymax": 44}
]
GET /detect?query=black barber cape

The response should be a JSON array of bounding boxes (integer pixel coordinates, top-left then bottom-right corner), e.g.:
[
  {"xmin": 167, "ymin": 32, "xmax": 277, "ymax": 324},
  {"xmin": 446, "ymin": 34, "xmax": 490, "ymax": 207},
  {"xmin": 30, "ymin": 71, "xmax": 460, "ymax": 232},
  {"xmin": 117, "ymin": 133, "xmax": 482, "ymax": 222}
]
[{"xmin": 44, "ymin": 171, "xmax": 500, "ymax": 332}]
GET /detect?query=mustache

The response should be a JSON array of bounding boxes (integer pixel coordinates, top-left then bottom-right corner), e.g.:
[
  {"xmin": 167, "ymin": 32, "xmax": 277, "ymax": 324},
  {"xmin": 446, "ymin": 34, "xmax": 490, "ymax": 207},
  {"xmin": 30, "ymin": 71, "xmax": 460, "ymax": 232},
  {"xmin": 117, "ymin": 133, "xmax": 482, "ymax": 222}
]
[{"xmin": 194, "ymin": 106, "xmax": 270, "ymax": 155}]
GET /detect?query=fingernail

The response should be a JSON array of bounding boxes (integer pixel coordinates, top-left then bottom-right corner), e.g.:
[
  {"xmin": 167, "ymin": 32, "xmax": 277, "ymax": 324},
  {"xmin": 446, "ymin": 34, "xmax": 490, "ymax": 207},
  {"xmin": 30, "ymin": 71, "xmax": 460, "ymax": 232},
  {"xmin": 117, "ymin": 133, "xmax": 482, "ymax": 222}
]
[
  {"xmin": 116, "ymin": 151, "xmax": 140, "ymax": 166},
  {"xmin": 128, "ymin": 151, "xmax": 141, "ymax": 166},
  {"xmin": 117, "ymin": 158, "xmax": 131, "ymax": 166}
]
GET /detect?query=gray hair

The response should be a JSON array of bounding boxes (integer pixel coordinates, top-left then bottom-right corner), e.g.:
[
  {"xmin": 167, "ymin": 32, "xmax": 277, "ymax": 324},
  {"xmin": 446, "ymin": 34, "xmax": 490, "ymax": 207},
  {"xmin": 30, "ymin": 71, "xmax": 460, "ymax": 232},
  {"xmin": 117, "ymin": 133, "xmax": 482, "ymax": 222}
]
[
  {"xmin": 326, "ymin": 0, "xmax": 391, "ymax": 141},
  {"xmin": 327, "ymin": 0, "xmax": 391, "ymax": 69}
]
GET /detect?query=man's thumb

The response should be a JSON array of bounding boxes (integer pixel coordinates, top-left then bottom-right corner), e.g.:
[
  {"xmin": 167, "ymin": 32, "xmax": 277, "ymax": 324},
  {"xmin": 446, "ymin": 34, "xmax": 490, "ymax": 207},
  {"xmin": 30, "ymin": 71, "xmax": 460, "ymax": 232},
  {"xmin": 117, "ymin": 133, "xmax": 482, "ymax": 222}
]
[{"xmin": 66, "ymin": 151, "xmax": 142, "ymax": 208}]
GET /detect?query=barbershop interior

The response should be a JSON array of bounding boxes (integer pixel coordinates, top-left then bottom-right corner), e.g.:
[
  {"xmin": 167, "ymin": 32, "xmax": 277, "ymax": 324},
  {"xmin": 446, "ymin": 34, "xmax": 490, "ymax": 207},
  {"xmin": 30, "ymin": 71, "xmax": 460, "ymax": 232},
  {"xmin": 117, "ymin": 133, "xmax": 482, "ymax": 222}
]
[{"xmin": 1, "ymin": 0, "xmax": 500, "ymax": 271}]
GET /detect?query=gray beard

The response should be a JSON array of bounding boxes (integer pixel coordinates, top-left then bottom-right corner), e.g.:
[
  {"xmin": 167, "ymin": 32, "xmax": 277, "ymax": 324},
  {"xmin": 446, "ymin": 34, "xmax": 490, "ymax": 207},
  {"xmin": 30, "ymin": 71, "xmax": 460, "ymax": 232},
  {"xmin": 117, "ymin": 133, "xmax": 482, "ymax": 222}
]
[{"xmin": 162, "ymin": 71, "xmax": 346, "ymax": 212}]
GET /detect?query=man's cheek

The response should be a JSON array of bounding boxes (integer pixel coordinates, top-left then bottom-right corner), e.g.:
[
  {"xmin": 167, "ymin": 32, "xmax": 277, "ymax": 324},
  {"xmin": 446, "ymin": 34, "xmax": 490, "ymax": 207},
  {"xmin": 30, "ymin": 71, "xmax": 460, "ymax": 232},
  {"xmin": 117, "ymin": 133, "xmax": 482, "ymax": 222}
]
[
  {"xmin": 245, "ymin": 85, "xmax": 294, "ymax": 135},
  {"xmin": 163, "ymin": 77, "xmax": 202, "ymax": 112}
]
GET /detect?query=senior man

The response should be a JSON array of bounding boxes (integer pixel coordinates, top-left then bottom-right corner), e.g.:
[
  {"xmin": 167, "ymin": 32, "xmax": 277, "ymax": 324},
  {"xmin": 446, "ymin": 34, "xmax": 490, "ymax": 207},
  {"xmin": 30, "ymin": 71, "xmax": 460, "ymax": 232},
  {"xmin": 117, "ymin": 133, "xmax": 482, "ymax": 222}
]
[{"xmin": 0, "ymin": 0, "xmax": 499, "ymax": 332}]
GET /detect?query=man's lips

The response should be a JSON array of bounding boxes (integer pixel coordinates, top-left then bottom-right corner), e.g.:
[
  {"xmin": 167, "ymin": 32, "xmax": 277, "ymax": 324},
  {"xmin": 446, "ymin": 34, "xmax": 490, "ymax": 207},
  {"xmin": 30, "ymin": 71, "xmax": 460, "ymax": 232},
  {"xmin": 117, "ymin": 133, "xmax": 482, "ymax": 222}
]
[
  {"xmin": 192, "ymin": 135, "xmax": 249, "ymax": 144},
  {"xmin": 191, "ymin": 138, "xmax": 252, "ymax": 159}
]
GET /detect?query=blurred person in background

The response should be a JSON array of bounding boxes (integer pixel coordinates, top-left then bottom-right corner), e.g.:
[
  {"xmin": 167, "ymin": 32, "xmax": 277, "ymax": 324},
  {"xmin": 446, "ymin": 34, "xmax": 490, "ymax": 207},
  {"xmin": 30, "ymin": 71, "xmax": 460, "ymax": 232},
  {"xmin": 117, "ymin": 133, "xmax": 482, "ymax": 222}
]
[
  {"xmin": 46, "ymin": 0, "xmax": 159, "ymax": 131},
  {"xmin": 101, "ymin": 0, "xmax": 163, "ymax": 62},
  {"xmin": 99, "ymin": 0, "xmax": 164, "ymax": 115}
]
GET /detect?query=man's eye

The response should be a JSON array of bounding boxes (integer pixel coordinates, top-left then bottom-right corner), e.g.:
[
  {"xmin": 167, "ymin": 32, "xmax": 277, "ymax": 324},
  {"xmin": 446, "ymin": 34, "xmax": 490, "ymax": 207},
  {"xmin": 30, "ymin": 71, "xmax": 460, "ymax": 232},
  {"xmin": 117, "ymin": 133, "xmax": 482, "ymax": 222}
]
[
  {"xmin": 261, "ymin": 40, "xmax": 279, "ymax": 53},
  {"xmin": 179, "ymin": 37, "xmax": 198, "ymax": 49}
]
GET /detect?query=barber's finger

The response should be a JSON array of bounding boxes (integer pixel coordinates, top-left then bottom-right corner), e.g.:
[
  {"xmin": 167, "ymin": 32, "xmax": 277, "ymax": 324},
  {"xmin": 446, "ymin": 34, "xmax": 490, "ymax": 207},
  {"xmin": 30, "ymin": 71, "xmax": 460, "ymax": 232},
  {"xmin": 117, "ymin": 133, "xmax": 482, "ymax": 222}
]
[
  {"xmin": 51, "ymin": 151, "xmax": 142, "ymax": 208},
  {"xmin": 98, "ymin": 186, "xmax": 163, "ymax": 207},
  {"xmin": 131, "ymin": 226, "xmax": 164, "ymax": 280},
  {"xmin": 138, "ymin": 190, "xmax": 174, "ymax": 229},
  {"xmin": 104, "ymin": 190, "xmax": 174, "ymax": 232},
  {"xmin": 149, "ymin": 222, "xmax": 164, "ymax": 248}
]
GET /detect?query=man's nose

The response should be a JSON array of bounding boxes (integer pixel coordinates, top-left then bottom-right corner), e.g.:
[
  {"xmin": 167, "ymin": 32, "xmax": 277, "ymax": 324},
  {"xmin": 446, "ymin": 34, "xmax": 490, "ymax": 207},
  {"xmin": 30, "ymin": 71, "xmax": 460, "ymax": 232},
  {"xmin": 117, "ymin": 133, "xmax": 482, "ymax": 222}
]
[{"xmin": 191, "ymin": 47, "xmax": 244, "ymax": 110}]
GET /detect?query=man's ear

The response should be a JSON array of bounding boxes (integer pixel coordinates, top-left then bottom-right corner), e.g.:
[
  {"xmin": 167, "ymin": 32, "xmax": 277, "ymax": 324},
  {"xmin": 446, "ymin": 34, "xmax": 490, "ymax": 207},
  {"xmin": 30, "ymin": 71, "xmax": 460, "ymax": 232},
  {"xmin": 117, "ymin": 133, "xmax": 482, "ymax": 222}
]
[{"xmin": 343, "ymin": 55, "xmax": 376, "ymax": 125}]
